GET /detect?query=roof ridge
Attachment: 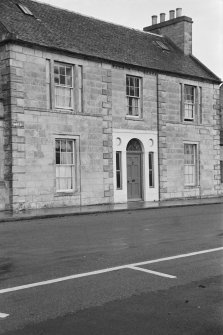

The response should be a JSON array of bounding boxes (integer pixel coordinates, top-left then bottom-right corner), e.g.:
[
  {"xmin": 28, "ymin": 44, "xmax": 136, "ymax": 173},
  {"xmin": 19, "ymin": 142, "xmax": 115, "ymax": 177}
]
[{"xmin": 23, "ymin": 0, "xmax": 162, "ymax": 38}]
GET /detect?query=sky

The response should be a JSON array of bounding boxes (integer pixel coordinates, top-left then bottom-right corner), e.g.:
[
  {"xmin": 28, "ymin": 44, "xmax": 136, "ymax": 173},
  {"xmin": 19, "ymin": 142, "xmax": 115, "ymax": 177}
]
[{"xmin": 37, "ymin": 0, "xmax": 223, "ymax": 80}]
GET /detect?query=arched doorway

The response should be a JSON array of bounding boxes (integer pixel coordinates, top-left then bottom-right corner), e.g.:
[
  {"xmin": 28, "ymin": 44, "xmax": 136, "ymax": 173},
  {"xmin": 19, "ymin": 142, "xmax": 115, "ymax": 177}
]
[{"xmin": 126, "ymin": 138, "xmax": 143, "ymax": 201}]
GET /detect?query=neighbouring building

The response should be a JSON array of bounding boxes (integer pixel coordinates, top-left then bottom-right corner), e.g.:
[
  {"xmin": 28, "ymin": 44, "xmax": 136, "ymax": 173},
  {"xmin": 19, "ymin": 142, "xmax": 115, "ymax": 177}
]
[
  {"xmin": 0, "ymin": 0, "xmax": 222, "ymax": 211},
  {"xmin": 220, "ymin": 84, "xmax": 223, "ymax": 183}
]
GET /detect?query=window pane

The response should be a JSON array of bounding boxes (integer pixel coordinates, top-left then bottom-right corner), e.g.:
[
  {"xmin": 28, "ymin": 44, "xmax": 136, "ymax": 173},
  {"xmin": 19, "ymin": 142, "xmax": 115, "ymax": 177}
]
[
  {"xmin": 55, "ymin": 86, "xmax": 72, "ymax": 108},
  {"xmin": 66, "ymin": 76, "xmax": 72, "ymax": 86},
  {"xmin": 54, "ymin": 76, "xmax": 59, "ymax": 85},
  {"xmin": 67, "ymin": 141, "xmax": 73, "ymax": 152},
  {"xmin": 54, "ymin": 63, "xmax": 73, "ymax": 108},
  {"xmin": 116, "ymin": 152, "xmax": 120, "ymax": 170},
  {"xmin": 59, "ymin": 75, "xmax": 65, "ymax": 85},
  {"xmin": 55, "ymin": 140, "xmax": 75, "ymax": 191},
  {"xmin": 184, "ymin": 85, "xmax": 195, "ymax": 121},
  {"xmin": 116, "ymin": 172, "xmax": 121, "ymax": 189},
  {"xmin": 184, "ymin": 144, "xmax": 197, "ymax": 186},
  {"xmin": 59, "ymin": 66, "xmax": 65, "ymax": 75},
  {"xmin": 126, "ymin": 75, "xmax": 141, "ymax": 116},
  {"xmin": 66, "ymin": 67, "xmax": 72, "ymax": 76},
  {"xmin": 54, "ymin": 66, "xmax": 59, "ymax": 75}
]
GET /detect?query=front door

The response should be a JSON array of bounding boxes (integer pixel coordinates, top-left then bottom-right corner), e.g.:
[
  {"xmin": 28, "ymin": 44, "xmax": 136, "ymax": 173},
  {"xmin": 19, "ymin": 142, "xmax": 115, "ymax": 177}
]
[{"xmin": 127, "ymin": 154, "xmax": 142, "ymax": 200}]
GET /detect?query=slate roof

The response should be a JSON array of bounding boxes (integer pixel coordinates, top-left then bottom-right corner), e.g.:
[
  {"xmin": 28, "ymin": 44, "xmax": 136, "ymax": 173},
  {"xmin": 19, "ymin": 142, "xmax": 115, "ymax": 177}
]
[{"xmin": 0, "ymin": 0, "xmax": 221, "ymax": 83}]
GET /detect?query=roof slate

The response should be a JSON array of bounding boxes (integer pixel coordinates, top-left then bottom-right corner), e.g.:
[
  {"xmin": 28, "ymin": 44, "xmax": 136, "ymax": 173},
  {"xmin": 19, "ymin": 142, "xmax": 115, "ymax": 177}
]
[{"xmin": 0, "ymin": 0, "xmax": 221, "ymax": 83}]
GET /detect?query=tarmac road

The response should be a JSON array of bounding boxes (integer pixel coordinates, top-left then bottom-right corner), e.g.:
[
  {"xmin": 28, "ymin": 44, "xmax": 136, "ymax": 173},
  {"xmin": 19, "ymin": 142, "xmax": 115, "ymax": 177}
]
[{"xmin": 0, "ymin": 204, "xmax": 223, "ymax": 334}]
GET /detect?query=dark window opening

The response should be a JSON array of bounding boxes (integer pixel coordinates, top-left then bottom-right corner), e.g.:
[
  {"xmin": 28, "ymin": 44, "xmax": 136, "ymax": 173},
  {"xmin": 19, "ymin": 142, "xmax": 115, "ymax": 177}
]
[
  {"xmin": 116, "ymin": 151, "xmax": 122, "ymax": 189},
  {"xmin": 149, "ymin": 152, "xmax": 154, "ymax": 188},
  {"xmin": 220, "ymin": 161, "xmax": 223, "ymax": 183}
]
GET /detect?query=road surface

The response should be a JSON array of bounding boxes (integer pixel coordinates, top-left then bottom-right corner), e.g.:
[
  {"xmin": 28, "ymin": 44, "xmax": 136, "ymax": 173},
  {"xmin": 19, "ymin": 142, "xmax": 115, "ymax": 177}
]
[{"xmin": 0, "ymin": 204, "xmax": 223, "ymax": 334}]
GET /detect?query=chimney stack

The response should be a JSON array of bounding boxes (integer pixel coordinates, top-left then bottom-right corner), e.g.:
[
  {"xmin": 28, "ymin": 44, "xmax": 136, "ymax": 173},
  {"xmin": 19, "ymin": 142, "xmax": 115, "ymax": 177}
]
[
  {"xmin": 152, "ymin": 15, "xmax": 157, "ymax": 25},
  {"xmin": 176, "ymin": 8, "xmax": 182, "ymax": 17},
  {"xmin": 160, "ymin": 13, "xmax": 166, "ymax": 23},
  {"xmin": 169, "ymin": 10, "xmax": 175, "ymax": 20},
  {"xmin": 143, "ymin": 8, "xmax": 193, "ymax": 55}
]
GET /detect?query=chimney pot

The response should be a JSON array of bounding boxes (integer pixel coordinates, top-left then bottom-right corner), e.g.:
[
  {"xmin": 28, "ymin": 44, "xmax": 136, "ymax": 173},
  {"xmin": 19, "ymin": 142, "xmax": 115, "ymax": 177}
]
[
  {"xmin": 160, "ymin": 13, "xmax": 166, "ymax": 23},
  {"xmin": 176, "ymin": 8, "xmax": 182, "ymax": 17},
  {"xmin": 169, "ymin": 10, "xmax": 175, "ymax": 20},
  {"xmin": 152, "ymin": 15, "xmax": 157, "ymax": 25}
]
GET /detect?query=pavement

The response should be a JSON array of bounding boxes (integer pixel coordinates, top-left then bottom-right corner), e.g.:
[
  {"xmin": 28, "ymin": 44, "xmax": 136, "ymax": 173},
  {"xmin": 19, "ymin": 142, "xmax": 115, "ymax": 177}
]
[{"xmin": 0, "ymin": 196, "xmax": 223, "ymax": 223}]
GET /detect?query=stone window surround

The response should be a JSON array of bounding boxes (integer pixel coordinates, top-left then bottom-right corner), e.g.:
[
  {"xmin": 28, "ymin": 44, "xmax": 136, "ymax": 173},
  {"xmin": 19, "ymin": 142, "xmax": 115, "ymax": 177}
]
[
  {"xmin": 126, "ymin": 74, "xmax": 143, "ymax": 119},
  {"xmin": 46, "ymin": 59, "xmax": 83, "ymax": 113},
  {"xmin": 184, "ymin": 141, "xmax": 200, "ymax": 188},
  {"xmin": 54, "ymin": 134, "xmax": 80, "ymax": 196},
  {"xmin": 180, "ymin": 83, "xmax": 202, "ymax": 124}
]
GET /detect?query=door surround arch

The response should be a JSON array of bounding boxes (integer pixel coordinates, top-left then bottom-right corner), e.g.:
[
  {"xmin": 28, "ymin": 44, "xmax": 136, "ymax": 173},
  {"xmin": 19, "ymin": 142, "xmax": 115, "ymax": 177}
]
[{"xmin": 113, "ymin": 129, "xmax": 159, "ymax": 203}]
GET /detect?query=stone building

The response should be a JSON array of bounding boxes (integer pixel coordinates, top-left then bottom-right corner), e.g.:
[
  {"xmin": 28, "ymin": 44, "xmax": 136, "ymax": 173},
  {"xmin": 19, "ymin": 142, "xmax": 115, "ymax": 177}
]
[
  {"xmin": 220, "ymin": 84, "xmax": 223, "ymax": 183},
  {"xmin": 0, "ymin": 0, "xmax": 222, "ymax": 211}
]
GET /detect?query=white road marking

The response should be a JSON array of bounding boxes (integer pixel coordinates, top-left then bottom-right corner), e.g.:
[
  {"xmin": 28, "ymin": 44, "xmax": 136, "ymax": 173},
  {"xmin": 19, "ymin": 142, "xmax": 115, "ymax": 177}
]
[
  {"xmin": 0, "ymin": 246, "xmax": 222, "ymax": 294},
  {"xmin": 127, "ymin": 266, "xmax": 177, "ymax": 278},
  {"xmin": 132, "ymin": 246, "xmax": 223, "ymax": 267},
  {"xmin": 0, "ymin": 313, "xmax": 9, "ymax": 318},
  {"xmin": 0, "ymin": 266, "xmax": 125, "ymax": 294}
]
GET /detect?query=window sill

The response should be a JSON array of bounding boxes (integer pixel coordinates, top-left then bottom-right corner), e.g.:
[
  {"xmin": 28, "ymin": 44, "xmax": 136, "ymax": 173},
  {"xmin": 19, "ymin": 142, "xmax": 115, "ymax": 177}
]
[
  {"xmin": 183, "ymin": 119, "xmax": 195, "ymax": 123},
  {"xmin": 184, "ymin": 185, "xmax": 200, "ymax": 189},
  {"xmin": 125, "ymin": 116, "xmax": 143, "ymax": 121},
  {"xmin": 55, "ymin": 107, "xmax": 73, "ymax": 112},
  {"xmin": 54, "ymin": 190, "xmax": 79, "ymax": 197}
]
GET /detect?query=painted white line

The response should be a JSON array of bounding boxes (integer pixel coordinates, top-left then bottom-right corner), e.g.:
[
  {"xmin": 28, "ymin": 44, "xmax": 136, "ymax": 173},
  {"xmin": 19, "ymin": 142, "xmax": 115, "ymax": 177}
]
[
  {"xmin": 0, "ymin": 313, "xmax": 9, "ymax": 318},
  {"xmin": 127, "ymin": 266, "xmax": 177, "ymax": 278},
  {"xmin": 131, "ymin": 246, "xmax": 223, "ymax": 267},
  {"xmin": 0, "ymin": 246, "xmax": 222, "ymax": 294},
  {"xmin": 0, "ymin": 266, "xmax": 125, "ymax": 294}
]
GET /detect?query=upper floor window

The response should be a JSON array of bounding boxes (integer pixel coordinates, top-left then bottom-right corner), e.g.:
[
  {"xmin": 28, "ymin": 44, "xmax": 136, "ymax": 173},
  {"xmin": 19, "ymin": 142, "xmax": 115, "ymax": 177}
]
[
  {"xmin": 181, "ymin": 84, "xmax": 202, "ymax": 123},
  {"xmin": 184, "ymin": 85, "xmax": 195, "ymax": 121},
  {"xmin": 54, "ymin": 63, "xmax": 73, "ymax": 109},
  {"xmin": 46, "ymin": 60, "xmax": 83, "ymax": 112},
  {"xmin": 126, "ymin": 75, "xmax": 141, "ymax": 117}
]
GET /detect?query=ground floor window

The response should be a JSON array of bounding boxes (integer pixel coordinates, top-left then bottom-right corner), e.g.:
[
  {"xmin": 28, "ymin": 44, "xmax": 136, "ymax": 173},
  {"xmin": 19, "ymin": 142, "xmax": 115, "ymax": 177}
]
[
  {"xmin": 149, "ymin": 152, "xmax": 154, "ymax": 188},
  {"xmin": 55, "ymin": 139, "xmax": 75, "ymax": 191},
  {"xmin": 220, "ymin": 161, "xmax": 223, "ymax": 183},
  {"xmin": 184, "ymin": 143, "xmax": 197, "ymax": 186},
  {"xmin": 116, "ymin": 151, "xmax": 122, "ymax": 189}
]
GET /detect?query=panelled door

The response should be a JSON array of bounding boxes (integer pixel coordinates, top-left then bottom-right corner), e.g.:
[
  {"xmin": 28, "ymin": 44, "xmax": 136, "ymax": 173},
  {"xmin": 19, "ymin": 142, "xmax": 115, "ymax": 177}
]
[{"xmin": 127, "ymin": 153, "xmax": 142, "ymax": 200}]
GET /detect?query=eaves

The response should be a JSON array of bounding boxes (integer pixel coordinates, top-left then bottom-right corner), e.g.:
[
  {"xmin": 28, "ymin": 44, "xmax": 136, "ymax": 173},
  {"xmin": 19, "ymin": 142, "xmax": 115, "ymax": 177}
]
[{"xmin": 0, "ymin": 37, "xmax": 221, "ymax": 85}]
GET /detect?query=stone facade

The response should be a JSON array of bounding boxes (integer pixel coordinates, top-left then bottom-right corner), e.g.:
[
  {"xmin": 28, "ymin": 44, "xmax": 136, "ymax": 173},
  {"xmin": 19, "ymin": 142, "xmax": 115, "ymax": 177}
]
[
  {"xmin": 0, "ymin": 44, "xmax": 115, "ymax": 211},
  {"xmin": 158, "ymin": 75, "xmax": 221, "ymax": 199},
  {"xmin": 0, "ymin": 41, "xmax": 222, "ymax": 211}
]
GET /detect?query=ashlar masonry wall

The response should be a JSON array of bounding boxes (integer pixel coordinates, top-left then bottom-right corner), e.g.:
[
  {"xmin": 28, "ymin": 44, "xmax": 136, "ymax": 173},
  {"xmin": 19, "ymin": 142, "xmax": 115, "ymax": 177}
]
[
  {"xmin": 111, "ymin": 67, "xmax": 159, "ymax": 203},
  {"xmin": 3, "ymin": 43, "xmax": 114, "ymax": 211},
  {"xmin": 0, "ymin": 45, "xmax": 11, "ymax": 210},
  {"xmin": 158, "ymin": 74, "xmax": 221, "ymax": 200}
]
